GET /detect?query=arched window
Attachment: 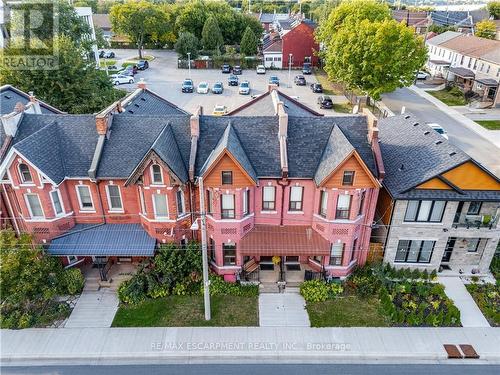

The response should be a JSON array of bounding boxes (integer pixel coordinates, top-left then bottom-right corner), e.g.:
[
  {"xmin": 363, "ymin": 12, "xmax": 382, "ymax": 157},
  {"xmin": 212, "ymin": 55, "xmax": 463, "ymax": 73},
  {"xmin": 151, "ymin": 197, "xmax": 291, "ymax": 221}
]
[
  {"xmin": 18, "ymin": 163, "xmax": 33, "ymax": 183},
  {"xmin": 151, "ymin": 164, "xmax": 163, "ymax": 184}
]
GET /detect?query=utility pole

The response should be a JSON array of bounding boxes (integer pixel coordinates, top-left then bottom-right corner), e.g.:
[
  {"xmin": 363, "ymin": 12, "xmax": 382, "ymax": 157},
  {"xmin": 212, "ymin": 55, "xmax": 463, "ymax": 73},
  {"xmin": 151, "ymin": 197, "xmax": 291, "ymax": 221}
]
[
  {"xmin": 288, "ymin": 53, "xmax": 293, "ymax": 88},
  {"xmin": 187, "ymin": 52, "xmax": 191, "ymax": 78},
  {"xmin": 199, "ymin": 177, "xmax": 211, "ymax": 321}
]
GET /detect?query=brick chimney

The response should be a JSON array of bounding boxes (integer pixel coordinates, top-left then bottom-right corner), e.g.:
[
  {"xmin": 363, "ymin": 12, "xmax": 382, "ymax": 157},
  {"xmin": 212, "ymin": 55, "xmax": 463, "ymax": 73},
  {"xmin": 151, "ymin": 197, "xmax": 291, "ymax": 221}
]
[
  {"xmin": 362, "ymin": 108, "xmax": 385, "ymax": 180},
  {"xmin": 13, "ymin": 102, "xmax": 25, "ymax": 113},
  {"xmin": 277, "ymin": 102, "xmax": 288, "ymax": 177},
  {"xmin": 268, "ymin": 83, "xmax": 278, "ymax": 92},
  {"xmin": 28, "ymin": 91, "xmax": 42, "ymax": 114},
  {"xmin": 137, "ymin": 78, "xmax": 146, "ymax": 90}
]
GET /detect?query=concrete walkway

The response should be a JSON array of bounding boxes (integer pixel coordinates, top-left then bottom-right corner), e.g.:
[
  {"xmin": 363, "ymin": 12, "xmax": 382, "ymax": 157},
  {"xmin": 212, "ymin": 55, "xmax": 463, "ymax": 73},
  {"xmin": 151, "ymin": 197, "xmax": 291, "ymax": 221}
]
[
  {"xmin": 2, "ymin": 327, "xmax": 500, "ymax": 365},
  {"xmin": 438, "ymin": 277, "xmax": 490, "ymax": 328},
  {"xmin": 64, "ymin": 289, "xmax": 119, "ymax": 328},
  {"xmin": 259, "ymin": 291, "xmax": 310, "ymax": 327}
]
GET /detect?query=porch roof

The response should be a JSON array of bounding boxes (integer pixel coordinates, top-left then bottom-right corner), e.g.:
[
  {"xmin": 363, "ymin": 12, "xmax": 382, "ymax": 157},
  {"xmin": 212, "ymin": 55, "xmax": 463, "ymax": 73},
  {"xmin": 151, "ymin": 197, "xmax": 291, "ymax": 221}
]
[
  {"xmin": 429, "ymin": 59, "xmax": 451, "ymax": 66},
  {"xmin": 239, "ymin": 225, "xmax": 330, "ymax": 256},
  {"xmin": 48, "ymin": 224, "xmax": 156, "ymax": 256},
  {"xmin": 448, "ymin": 67, "xmax": 475, "ymax": 79},
  {"xmin": 475, "ymin": 77, "xmax": 499, "ymax": 87}
]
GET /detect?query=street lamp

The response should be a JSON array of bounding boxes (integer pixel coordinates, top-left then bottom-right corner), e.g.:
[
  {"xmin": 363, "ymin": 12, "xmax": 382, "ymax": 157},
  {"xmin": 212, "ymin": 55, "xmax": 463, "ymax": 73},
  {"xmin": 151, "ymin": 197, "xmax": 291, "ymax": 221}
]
[
  {"xmin": 187, "ymin": 52, "xmax": 191, "ymax": 78},
  {"xmin": 288, "ymin": 53, "xmax": 293, "ymax": 88}
]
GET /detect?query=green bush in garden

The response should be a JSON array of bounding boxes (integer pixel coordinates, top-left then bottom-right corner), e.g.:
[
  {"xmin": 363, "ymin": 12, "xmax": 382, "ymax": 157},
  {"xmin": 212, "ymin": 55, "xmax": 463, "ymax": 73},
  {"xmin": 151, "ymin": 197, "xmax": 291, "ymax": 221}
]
[
  {"xmin": 205, "ymin": 275, "xmax": 259, "ymax": 297},
  {"xmin": 466, "ymin": 283, "xmax": 500, "ymax": 326},
  {"xmin": 61, "ymin": 268, "xmax": 85, "ymax": 295},
  {"xmin": 300, "ymin": 280, "xmax": 344, "ymax": 303}
]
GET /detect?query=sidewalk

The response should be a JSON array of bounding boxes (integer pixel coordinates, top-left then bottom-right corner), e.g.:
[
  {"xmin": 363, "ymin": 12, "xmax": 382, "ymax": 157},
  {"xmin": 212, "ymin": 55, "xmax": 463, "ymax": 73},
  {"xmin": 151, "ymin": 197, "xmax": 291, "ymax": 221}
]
[
  {"xmin": 438, "ymin": 277, "xmax": 490, "ymax": 328},
  {"xmin": 64, "ymin": 289, "xmax": 119, "ymax": 328},
  {"xmin": 409, "ymin": 85, "xmax": 500, "ymax": 149},
  {"xmin": 2, "ymin": 327, "xmax": 500, "ymax": 365},
  {"xmin": 259, "ymin": 292, "xmax": 310, "ymax": 327}
]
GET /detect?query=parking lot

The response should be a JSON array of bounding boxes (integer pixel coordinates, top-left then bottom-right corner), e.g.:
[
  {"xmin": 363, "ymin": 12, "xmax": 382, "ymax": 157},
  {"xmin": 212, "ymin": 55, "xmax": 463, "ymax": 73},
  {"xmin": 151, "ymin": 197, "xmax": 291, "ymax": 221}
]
[{"xmin": 107, "ymin": 49, "xmax": 349, "ymax": 115}]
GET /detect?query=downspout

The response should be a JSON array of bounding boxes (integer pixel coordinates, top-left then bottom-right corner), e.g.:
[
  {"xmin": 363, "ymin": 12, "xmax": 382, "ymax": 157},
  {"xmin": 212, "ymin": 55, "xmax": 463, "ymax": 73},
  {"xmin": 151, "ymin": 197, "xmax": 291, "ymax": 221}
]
[
  {"xmin": 277, "ymin": 177, "xmax": 290, "ymax": 226},
  {"xmin": 96, "ymin": 180, "xmax": 106, "ymax": 225}
]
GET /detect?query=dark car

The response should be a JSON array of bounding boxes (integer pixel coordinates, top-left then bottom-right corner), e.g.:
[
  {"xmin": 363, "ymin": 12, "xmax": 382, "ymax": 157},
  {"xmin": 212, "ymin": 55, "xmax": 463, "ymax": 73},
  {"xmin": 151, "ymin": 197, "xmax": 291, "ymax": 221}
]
[
  {"xmin": 233, "ymin": 65, "xmax": 242, "ymax": 75},
  {"xmin": 221, "ymin": 63, "xmax": 232, "ymax": 73},
  {"xmin": 212, "ymin": 81, "xmax": 224, "ymax": 94},
  {"xmin": 182, "ymin": 78, "xmax": 194, "ymax": 93},
  {"xmin": 121, "ymin": 65, "xmax": 137, "ymax": 75},
  {"xmin": 228, "ymin": 75, "xmax": 239, "ymax": 86},
  {"xmin": 294, "ymin": 75, "xmax": 306, "ymax": 85},
  {"xmin": 99, "ymin": 50, "xmax": 105, "ymax": 58},
  {"xmin": 310, "ymin": 83, "xmax": 323, "ymax": 93},
  {"xmin": 302, "ymin": 63, "xmax": 312, "ymax": 75},
  {"xmin": 317, "ymin": 95, "xmax": 334, "ymax": 109},
  {"xmin": 137, "ymin": 60, "xmax": 149, "ymax": 70},
  {"xmin": 269, "ymin": 76, "xmax": 280, "ymax": 86},
  {"xmin": 104, "ymin": 51, "xmax": 115, "ymax": 59}
]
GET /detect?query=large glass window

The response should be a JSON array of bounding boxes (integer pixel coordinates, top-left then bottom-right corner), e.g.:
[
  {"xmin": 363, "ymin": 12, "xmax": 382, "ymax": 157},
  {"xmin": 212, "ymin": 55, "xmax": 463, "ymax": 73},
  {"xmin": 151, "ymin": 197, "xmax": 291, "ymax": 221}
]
[
  {"xmin": 467, "ymin": 202, "xmax": 482, "ymax": 215},
  {"xmin": 151, "ymin": 164, "xmax": 163, "ymax": 184},
  {"xmin": 25, "ymin": 193, "xmax": 43, "ymax": 218},
  {"xmin": 243, "ymin": 189, "xmax": 250, "ymax": 216},
  {"xmin": 319, "ymin": 190, "xmax": 328, "ymax": 217},
  {"xmin": 50, "ymin": 190, "xmax": 63, "ymax": 215},
  {"xmin": 106, "ymin": 185, "xmax": 122, "ymax": 211},
  {"xmin": 404, "ymin": 200, "xmax": 446, "ymax": 223},
  {"xmin": 223, "ymin": 243, "xmax": 236, "ymax": 266},
  {"xmin": 289, "ymin": 186, "xmax": 303, "ymax": 211},
  {"xmin": 19, "ymin": 163, "xmax": 33, "ymax": 183},
  {"xmin": 466, "ymin": 238, "xmax": 480, "ymax": 253},
  {"xmin": 153, "ymin": 194, "xmax": 168, "ymax": 218},
  {"xmin": 221, "ymin": 194, "xmax": 235, "ymax": 219},
  {"xmin": 77, "ymin": 185, "xmax": 94, "ymax": 210},
  {"xmin": 395, "ymin": 240, "xmax": 435, "ymax": 263},
  {"xmin": 176, "ymin": 190, "xmax": 185, "ymax": 216},
  {"xmin": 329, "ymin": 243, "xmax": 344, "ymax": 266},
  {"xmin": 335, "ymin": 194, "xmax": 351, "ymax": 219},
  {"xmin": 262, "ymin": 186, "xmax": 276, "ymax": 210}
]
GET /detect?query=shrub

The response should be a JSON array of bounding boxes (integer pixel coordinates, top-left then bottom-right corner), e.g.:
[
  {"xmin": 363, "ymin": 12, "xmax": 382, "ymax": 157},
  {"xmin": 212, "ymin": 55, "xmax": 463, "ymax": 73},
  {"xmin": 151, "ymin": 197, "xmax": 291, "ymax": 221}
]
[
  {"xmin": 206, "ymin": 275, "xmax": 258, "ymax": 297},
  {"xmin": 345, "ymin": 266, "xmax": 381, "ymax": 297},
  {"xmin": 61, "ymin": 268, "xmax": 85, "ymax": 295},
  {"xmin": 300, "ymin": 280, "xmax": 329, "ymax": 302},
  {"xmin": 118, "ymin": 276, "xmax": 147, "ymax": 305}
]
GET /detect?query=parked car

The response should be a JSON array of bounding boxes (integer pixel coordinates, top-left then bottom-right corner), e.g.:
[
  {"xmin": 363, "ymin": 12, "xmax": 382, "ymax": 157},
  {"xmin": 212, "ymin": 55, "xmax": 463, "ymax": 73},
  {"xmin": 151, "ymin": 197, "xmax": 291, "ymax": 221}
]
[
  {"xmin": 119, "ymin": 65, "xmax": 137, "ymax": 75},
  {"xmin": 212, "ymin": 105, "xmax": 228, "ymax": 116},
  {"xmin": 137, "ymin": 60, "xmax": 149, "ymax": 70},
  {"xmin": 197, "ymin": 82, "xmax": 210, "ymax": 94},
  {"xmin": 181, "ymin": 79, "xmax": 194, "ymax": 93},
  {"xmin": 228, "ymin": 75, "xmax": 239, "ymax": 86},
  {"xmin": 256, "ymin": 65, "xmax": 266, "ymax": 74},
  {"xmin": 221, "ymin": 63, "xmax": 232, "ymax": 74},
  {"xmin": 427, "ymin": 123, "xmax": 449, "ymax": 140},
  {"xmin": 233, "ymin": 65, "xmax": 242, "ymax": 75},
  {"xmin": 310, "ymin": 83, "xmax": 323, "ymax": 93},
  {"xmin": 416, "ymin": 71, "xmax": 429, "ymax": 80},
  {"xmin": 294, "ymin": 75, "xmax": 306, "ymax": 85},
  {"xmin": 302, "ymin": 63, "xmax": 312, "ymax": 75},
  {"xmin": 269, "ymin": 76, "xmax": 280, "ymax": 86},
  {"xmin": 98, "ymin": 50, "xmax": 105, "ymax": 58},
  {"xmin": 212, "ymin": 82, "xmax": 224, "ymax": 94},
  {"xmin": 317, "ymin": 95, "xmax": 334, "ymax": 109},
  {"xmin": 239, "ymin": 81, "xmax": 251, "ymax": 95},
  {"xmin": 103, "ymin": 51, "xmax": 115, "ymax": 59},
  {"xmin": 110, "ymin": 74, "xmax": 134, "ymax": 85}
]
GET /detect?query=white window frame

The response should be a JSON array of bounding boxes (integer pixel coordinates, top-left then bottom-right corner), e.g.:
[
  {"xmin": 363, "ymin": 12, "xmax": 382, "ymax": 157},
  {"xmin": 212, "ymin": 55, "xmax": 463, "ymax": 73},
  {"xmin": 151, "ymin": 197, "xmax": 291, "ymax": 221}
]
[
  {"xmin": 151, "ymin": 164, "xmax": 163, "ymax": 185},
  {"xmin": 76, "ymin": 185, "xmax": 95, "ymax": 211},
  {"xmin": 106, "ymin": 184, "xmax": 124, "ymax": 212},
  {"xmin": 24, "ymin": 193, "xmax": 44, "ymax": 219},
  {"xmin": 67, "ymin": 255, "xmax": 78, "ymax": 264},
  {"xmin": 152, "ymin": 193, "xmax": 169, "ymax": 219},
  {"xmin": 50, "ymin": 189, "xmax": 64, "ymax": 216},
  {"xmin": 176, "ymin": 189, "xmax": 185, "ymax": 216},
  {"xmin": 139, "ymin": 187, "xmax": 146, "ymax": 215},
  {"xmin": 18, "ymin": 163, "xmax": 33, "ymax": 184}
]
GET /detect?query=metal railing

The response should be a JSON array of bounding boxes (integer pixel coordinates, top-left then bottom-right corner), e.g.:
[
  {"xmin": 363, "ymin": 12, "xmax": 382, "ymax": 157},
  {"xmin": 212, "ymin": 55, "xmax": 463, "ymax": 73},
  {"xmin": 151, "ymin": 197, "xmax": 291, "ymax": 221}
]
[
  {"xmin": 241, "ymin": 268, "xmax": 260, "ymax": 283},
  {"xmin": 453, "ymin": 212, "xmax": 498, "ymax": 230}
]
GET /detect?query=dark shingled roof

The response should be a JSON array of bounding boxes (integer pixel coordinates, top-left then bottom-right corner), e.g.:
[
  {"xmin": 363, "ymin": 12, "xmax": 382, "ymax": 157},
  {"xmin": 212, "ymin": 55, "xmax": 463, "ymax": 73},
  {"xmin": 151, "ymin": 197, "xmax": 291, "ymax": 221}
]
[
  {"xmin": 96, "ymin": 114, "xmax": 191, "ymax": 180},
  {"xmin": 378, "ymin": 114, "xmax": 499, "ymax": 201},
  {"xmin": 200, "ymin": 123, "xmax": 257, "ymax": 183},
  {"xmin": 119, "ymin": 89, "xmax": 190, "ymax": 116},
  {"xmin": 12, "ymin": 114, "xmax": 98, "ymax": 183},
  {"xmin": 0, "ymin": 85, "xmax": 62, "ymax": 115},
  {"xmin": 196, "ymin": 116, "xmax": 281, "ymax": 178}
]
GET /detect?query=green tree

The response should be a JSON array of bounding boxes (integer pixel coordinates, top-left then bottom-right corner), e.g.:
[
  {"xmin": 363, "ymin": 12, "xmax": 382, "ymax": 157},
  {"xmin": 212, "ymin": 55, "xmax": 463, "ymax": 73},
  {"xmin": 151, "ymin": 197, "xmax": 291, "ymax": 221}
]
[
  {"xmin": 174, "ymin": 31, "xmax": 200, "ymax": 59},
  {"xmin": 201, "ymin": 15, "xmax": 223, "ymax": 52},
  {"xmin": 110, "ymin": 0, "xmax": 170, "ymax": 58},
  {"xmin": 488, "ymin": 1, "xmax": 500, "ymax": 19},
  {"xmin": 428, "ymin": 24, "xmax": 457, "ymax": 34},
  {"xmin": 475, "ymin": 20, "xmax": 497, "ymax": 39},
  {"xmin": 0, "ymin": 36, "xmax": 125, "ymax": 114},
  {"xmin": 73, "ymin": 0, "xmax": 98, "ymax": 12},
  {"xmin": 240, "ymin": 26, "xmax": 258, "ymax": 56}
]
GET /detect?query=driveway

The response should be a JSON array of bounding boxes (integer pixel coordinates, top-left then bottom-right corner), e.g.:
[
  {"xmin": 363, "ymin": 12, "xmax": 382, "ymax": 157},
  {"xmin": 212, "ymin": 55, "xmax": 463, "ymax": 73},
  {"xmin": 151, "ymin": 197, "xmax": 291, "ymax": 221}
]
[
  {"xmin": 110, "ymin": 49, "xmax": 347, "ymax": 116},
  {"xmin": 259, "ymin": 291, "xmax": 310, "ymax": 327},
  {"xmin": 64, "ymin": 289, "xmax": 118, "ymax": 328},
  {"xmin": 382, "ymin": 87, "xmax": 500, "ymax": 176}
]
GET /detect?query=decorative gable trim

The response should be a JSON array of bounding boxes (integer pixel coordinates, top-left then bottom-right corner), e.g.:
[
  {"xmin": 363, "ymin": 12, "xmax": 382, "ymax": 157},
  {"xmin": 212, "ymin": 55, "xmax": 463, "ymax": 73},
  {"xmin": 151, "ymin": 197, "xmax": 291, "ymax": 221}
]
[
  {"xmin": 202, "ymin": 149, "xmax": 257, "ymax": 186},
  {"xmin": 125, "ymin": 150, "xmax": 183, "ymax": 187}
]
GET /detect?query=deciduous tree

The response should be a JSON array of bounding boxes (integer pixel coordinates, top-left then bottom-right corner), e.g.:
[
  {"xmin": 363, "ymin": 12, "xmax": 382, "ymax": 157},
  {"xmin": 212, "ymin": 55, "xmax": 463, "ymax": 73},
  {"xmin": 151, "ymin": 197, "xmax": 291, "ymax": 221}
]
[
  {"xmin": 475, "ymin": 20, "xmax": 497, "ymax": 39},
  {"xmin": 240, "ymin": 26, "xmax": 258, "ymax": 56},
  {"xmin": 487, "ymin": 1, "xmax": 500, "ymax": 19},
  {"xmin": 174, "ymin": 32, "xmax": 200, "ymax": 59},
  {"xmin": 201, "ymin": 15, "xmax": 223, "ymax": 52}
]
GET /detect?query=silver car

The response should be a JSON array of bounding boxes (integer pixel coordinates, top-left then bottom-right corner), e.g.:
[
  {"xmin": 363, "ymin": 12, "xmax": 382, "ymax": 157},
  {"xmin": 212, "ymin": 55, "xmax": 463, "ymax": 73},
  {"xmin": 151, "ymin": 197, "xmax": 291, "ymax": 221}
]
[{"xmin": 239, "ymin": 81, "xmax": 251, "ymax": 95}]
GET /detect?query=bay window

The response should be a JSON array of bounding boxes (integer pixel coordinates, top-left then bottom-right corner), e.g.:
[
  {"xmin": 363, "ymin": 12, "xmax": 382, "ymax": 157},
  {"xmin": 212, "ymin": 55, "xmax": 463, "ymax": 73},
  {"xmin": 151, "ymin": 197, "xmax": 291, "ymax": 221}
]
[
  {"xmin": 289, "ymin": 186, "xmax": 303, "ymax": 211},
  {"xmin": 404, "ymin": 200, "xmax": 446, "ymax": 223},
  {"xmin": 221, "ymin": 194, "xmax": 235, "ymax": 219},
  {"xmin": 395, "ymin": 240, "xmax": 435, "ymax": 263},
  {"xmin": 223, "ymin": 243, "xmax": 236, "ymax": 266},
  {"xmin": 243, "ymin": 189, "xmax": 250, "ymax": 216},
  {"xmin": 50, "ymin": 190, "xmax": 63, "ymax": 216},
  {"xmin": 153, "ymin": 194, "xmax": 168, "ymax": 218},
  {"xmin": 262, "ymin": 186, "xmax": 276, "ymax": 210},
  {"xmin": 319, "ymin": 190, "xmax": 328, "ymax": 217},
  {"xmin": 176, "ymin": 189, "xmax": 185, "ymax": 216},
  {"xmin": 329, "ymin": 243, "xmax": 344, "ymax": 266},
  {"xmin": 335, "ymin": 194, "xmax": 351, "ymax": 219},
  {"xmin": 25, "ymin": 193, "xmax": 44, "ymax": 219}
]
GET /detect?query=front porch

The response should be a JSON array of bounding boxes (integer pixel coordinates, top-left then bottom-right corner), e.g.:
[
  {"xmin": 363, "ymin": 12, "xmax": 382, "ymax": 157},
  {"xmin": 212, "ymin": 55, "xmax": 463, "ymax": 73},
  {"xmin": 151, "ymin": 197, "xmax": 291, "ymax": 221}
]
[{"xmin": 80, "ymin": 260, "xmax": 140, "ymax": 290}]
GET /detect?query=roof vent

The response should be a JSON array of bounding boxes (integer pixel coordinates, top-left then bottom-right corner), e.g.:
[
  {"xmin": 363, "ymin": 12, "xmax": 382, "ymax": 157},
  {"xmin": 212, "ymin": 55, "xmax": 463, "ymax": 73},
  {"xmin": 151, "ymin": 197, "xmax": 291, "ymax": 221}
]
[
  {"xmin": 413, "ymin": 122, "xmax": 419, "ymax": 126},
  {"xmin": 449, "ymin": 151, "xmax": 456, "ymax": 156},
  {"xmin": 435, "ymin": 140, "xmax": 442, "ymax": 145},
  {"xmin": 128, "ymin": 110, "xmax": 134, "ymax": 114},
  {"xmin": 424, "ymin": 131, "xmax": 430, "ymax": 135},
  {"xmin": 140, "ymin": 97, "xmax": 146, "ymax": 101},
  {"xmin": 134, "ymin": 103, "xmax": 139, "ymax": 107},
  {"xmin": 399, "ymin": 164, "xmax": 405, "ymax": 171},
  {"xmin": 404, "ymin": 115, "xmax": 411, "ymax": 119},
  {"xmin": 4, "ymin": 95, "xmax": 11, "ymax": 99}
]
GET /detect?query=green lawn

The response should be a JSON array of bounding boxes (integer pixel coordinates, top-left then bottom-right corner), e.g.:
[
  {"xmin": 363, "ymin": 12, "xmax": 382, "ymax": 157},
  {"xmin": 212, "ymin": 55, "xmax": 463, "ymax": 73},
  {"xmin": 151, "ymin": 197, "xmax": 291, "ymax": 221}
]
[
  {"xmin": 306, "ymin": 296, "xmax": 390, "ymax": 327},
  {"xmin": 112, "ymin": 295, "xmax": 258, "ymax": 327},
  {"xmin": 314, "ymin": 71, "xmax": 344, "ymax": 95},
  {"xmin": 428, "ymin": 88, "xmax": 467, "ymax": 106},
  {"xmin": 475, "ymin": 120, "xmax": 500, "ymax": 131},
  {"xmin": 333, "ymin": 103, "xmax": 353, "ymax": 113}
]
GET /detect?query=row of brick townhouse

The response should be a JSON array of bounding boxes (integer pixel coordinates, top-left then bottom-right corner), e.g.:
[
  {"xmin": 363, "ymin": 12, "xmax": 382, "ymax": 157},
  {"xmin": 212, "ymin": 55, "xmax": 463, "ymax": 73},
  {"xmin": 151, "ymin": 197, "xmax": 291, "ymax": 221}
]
[{"xmin": 0, "ymin": 83, "xmax": 498, "ymax": 283}]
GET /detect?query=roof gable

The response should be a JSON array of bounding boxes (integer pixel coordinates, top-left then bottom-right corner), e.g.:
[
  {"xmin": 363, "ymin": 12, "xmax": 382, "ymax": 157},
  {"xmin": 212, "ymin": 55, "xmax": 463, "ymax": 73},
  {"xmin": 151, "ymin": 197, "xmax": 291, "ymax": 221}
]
[
  {"xmin": 321, "ymin": 151, "xmax": 379, "ymax": 188},
  {"xmin": 120, "ymin": 89, "xmax": 190, "ymax": 116},
  {"xmin": 1, "ymin": 85, "xmax": 63, "ymax": 115}
]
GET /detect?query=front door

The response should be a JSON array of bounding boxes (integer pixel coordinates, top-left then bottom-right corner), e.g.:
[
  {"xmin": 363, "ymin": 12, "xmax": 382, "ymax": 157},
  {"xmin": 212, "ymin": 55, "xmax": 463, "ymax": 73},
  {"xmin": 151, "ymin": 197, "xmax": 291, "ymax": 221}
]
[{"xmin": 442, "ymin": 238, "xmax": 456, "ymax": 263}]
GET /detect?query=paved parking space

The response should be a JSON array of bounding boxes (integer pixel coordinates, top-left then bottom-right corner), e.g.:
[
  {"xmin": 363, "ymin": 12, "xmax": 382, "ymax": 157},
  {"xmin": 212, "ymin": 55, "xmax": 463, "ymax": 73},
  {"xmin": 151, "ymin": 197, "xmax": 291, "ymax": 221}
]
[
  {"xmin": 259, "ymin": 292, "xmax": 310, "ymax": 327},
  {"xmin": 109, "ymin": 49, "xmax": 349, "ymax": 115}
]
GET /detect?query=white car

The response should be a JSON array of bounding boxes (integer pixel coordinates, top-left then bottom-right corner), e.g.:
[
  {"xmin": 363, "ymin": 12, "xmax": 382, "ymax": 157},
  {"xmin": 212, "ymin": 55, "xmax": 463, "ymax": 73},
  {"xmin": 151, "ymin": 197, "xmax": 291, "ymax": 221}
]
[
  {"xmin": 197, "ymin": 82, "xmax": 210, "ymax": 94},
  {"xmin": 256, "ymin": 65, "xmax": 266, "ymax": 74},
  {"xmin": 110, "ymin": 74, "xmax": 134, "ymax": 85},
  {"xmin": 427, "ymin": 123, "xmax": 449, "ymax": 140},
  {"xmin": 416, "ymin": 71, "xmax": 429, "ymax": 80}
]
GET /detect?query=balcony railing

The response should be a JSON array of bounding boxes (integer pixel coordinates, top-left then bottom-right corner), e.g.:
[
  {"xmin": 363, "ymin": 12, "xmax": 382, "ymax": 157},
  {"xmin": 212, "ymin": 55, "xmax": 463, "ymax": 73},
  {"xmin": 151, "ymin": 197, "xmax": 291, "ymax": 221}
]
[{"xmin": 453, "ymin": 212, "xmax": 498, "ymax": 229}]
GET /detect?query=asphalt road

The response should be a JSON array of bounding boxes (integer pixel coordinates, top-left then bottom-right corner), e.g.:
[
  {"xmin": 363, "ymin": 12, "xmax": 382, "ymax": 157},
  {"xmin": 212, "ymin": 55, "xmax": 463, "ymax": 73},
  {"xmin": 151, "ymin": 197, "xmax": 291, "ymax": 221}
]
[
  {"xmin": 3, "ymin": 364, "xmax": 500, "ymax": 375},
  {"xmin": 382, "ymin": 88, "xmax": 500, "ymax": 176}
]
